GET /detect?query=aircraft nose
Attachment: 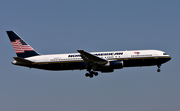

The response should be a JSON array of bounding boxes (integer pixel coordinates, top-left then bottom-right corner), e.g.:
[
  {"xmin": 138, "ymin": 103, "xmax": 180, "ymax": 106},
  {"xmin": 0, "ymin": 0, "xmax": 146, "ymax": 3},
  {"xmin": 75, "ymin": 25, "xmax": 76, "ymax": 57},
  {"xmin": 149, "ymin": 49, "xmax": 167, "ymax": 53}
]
[
  {"xmin": 168, "ymin": 56, "xmax": 171, "ymax": 61},
  {"xmin": 165, "ymin": 55, "xmax": 171, "ymax": 62}
]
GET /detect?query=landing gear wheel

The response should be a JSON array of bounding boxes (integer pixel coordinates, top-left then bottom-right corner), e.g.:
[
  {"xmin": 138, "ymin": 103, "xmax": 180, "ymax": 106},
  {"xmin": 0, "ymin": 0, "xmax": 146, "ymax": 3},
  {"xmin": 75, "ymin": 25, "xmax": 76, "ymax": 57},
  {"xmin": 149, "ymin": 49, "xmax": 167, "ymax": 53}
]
[
  {"xmin": 85, "ymin": 73, "xmax": 89, "ymax": 77},
  {"xmin": 85, "ymin": 73, "xmax": 94, "ymax": 78},
  {"xmin": 157, "ymin": 65, "xmax": 161, "ymax": 72},
  {"xmin": 85, "ymin": 67, "xmax": 98, "ymax": 78},
  {"xmin": 89, "ymin": 74, "xmax": 93, "ymax": 78},
  {"xmin": 157, "ymin": 69, "xmax": 161, "ymax": 72},
  {"xmin": 94, "ymin": 72, "xmax": 98, "ymax": 76}
]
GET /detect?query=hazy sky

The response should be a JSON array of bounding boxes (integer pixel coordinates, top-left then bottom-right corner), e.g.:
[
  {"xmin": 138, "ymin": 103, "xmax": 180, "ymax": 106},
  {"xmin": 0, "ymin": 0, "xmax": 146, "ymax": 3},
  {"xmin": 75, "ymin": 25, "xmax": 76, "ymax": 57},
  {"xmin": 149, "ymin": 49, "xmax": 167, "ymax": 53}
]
[{"xmin": 0, "ymin": 0, "xmax": 180, "ymax": 111}]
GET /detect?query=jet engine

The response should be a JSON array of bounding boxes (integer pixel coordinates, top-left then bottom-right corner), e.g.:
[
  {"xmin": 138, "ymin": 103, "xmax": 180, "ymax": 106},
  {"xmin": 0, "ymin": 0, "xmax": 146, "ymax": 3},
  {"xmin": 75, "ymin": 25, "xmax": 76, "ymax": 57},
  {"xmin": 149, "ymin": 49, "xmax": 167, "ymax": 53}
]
[
  {"xmin": 99, "ymin": 60, "xmax": 123, "ymax": 73},
  {"xmin": 108, "ymin": 60, "xmax": 123, "ymax": 69}
]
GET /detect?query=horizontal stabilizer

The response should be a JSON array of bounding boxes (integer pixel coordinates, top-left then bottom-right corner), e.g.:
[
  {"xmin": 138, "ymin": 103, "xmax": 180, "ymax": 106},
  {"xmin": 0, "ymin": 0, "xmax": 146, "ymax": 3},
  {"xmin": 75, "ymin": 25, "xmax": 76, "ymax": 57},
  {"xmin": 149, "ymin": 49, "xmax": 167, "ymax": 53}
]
[{"xmin": 13, "ymin": 57, "xmax": 34, "ymax": 64}]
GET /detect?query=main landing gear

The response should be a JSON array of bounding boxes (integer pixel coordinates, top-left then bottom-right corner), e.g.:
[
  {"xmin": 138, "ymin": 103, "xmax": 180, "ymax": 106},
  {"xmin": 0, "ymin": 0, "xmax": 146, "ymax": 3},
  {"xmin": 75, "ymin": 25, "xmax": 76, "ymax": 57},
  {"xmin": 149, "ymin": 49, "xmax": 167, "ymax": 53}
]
[
  {"xmin": 85, "ymin": 70, "xmax": 98, "ymax": 78},
  {"xmin": 157, "ymin": 65, "xmax": 161, "ymax": 72}
]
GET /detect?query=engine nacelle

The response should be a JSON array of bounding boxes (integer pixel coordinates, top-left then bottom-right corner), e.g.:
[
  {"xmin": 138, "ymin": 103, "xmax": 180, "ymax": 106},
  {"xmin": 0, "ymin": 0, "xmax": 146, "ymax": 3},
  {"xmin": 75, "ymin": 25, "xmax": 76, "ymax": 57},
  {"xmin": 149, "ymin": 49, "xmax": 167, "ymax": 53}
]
[
  {"xmin": 96, "ymin": 60, "xmax": 123, "ymax": 73},
  {"xmin": 106, "ymin": 60, "xmax": 123, "ymax": 69}
]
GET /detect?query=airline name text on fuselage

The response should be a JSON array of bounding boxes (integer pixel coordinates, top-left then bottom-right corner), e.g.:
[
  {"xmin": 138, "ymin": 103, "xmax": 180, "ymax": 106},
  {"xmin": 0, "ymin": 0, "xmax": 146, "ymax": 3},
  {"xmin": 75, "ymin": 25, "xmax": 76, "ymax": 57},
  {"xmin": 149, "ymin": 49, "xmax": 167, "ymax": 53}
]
[{"xmin": 68, "ymin": 52, "xmax": 123, "ymax": 58}]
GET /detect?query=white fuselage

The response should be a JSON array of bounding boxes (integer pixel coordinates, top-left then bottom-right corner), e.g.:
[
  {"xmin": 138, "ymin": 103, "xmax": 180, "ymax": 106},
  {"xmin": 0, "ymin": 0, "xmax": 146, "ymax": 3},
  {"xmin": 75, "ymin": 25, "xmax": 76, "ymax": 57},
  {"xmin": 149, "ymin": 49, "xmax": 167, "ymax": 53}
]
[
  {"xmin": 12, "ymin": 49, "xmax": 171, "ymax": 72},
  {"xmin": 21, "ymin": 50, "xmax": 168, "ymax": 63}
]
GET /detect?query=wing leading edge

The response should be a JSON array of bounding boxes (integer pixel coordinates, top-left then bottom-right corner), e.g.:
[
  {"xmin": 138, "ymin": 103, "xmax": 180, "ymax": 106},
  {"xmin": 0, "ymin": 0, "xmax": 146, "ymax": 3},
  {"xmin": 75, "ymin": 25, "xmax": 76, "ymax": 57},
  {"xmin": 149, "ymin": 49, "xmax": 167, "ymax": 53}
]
[{"xmin": 77, "ymin": 50, "xmax": 108, "ymax": 65}]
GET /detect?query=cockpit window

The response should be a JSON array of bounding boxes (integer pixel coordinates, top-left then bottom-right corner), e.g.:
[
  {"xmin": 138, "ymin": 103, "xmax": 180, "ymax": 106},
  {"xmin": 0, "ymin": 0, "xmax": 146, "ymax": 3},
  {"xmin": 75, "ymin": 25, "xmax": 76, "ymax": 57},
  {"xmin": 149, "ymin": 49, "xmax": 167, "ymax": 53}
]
[{"xmin": 163, "ymin": 53, "xmax": 167, "ymax": 55}]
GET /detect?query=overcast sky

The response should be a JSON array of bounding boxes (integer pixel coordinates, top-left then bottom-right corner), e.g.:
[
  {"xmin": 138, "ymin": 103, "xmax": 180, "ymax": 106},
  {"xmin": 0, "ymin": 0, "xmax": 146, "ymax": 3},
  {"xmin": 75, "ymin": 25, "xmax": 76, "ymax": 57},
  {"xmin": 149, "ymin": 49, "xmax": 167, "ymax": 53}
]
[{"xmin": 0, "ymin": 0, "xmax": 180, "ymax": 111}]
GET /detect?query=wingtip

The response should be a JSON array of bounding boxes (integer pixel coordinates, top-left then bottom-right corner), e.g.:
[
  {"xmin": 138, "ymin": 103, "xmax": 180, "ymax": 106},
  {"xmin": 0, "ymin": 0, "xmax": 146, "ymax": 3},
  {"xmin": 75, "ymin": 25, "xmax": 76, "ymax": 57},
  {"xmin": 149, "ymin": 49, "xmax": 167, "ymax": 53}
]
[
  {"xmin": 77, "ymin": 50, "xmax": 85, "ymax": 53},
  {"xmin": 77, "ymin": 49, "xmax": 83, "ymax": 51}
]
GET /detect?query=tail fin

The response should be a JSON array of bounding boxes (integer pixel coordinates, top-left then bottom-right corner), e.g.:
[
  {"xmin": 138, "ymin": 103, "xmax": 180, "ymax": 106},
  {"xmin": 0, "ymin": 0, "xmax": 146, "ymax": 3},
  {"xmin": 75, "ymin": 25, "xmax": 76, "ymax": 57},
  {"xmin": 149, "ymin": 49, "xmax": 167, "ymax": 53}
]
[{"xmin": 6, "ymin": 31, "xmax": 40, "ymax": 58}]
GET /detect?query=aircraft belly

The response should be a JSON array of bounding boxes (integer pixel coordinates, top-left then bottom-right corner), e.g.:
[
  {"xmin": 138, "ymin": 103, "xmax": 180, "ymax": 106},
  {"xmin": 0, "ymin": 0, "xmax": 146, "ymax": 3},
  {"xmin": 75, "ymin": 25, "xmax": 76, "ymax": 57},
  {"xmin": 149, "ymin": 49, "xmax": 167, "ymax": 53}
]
[{"xmin": 31, "ymin": 62, "xmax": 87, "ymax": 71}]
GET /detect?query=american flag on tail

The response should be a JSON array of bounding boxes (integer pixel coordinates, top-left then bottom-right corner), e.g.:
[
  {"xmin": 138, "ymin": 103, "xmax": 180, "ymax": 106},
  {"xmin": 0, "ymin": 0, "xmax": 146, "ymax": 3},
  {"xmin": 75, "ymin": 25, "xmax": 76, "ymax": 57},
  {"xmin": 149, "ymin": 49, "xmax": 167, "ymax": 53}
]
[{"xmin": 11, "ymin": 39, "xmax": 34, "ymax": 53}]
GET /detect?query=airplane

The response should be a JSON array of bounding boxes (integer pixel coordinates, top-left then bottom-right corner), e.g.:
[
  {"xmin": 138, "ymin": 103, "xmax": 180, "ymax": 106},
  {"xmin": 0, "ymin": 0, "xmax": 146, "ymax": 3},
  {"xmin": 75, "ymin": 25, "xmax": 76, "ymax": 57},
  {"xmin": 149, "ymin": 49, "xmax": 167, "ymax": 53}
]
[{"xmin": 6, "ymin": 31, "xmax": 171, "ymax": 78}]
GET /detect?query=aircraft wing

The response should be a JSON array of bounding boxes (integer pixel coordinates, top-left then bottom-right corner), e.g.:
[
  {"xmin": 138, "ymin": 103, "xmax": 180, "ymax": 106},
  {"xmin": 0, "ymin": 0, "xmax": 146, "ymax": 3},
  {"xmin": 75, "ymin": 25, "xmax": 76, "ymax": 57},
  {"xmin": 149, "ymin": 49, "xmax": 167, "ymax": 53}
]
[{"xmin": 77, "ymin": 50, "xmax": 108, "ymax": 65}]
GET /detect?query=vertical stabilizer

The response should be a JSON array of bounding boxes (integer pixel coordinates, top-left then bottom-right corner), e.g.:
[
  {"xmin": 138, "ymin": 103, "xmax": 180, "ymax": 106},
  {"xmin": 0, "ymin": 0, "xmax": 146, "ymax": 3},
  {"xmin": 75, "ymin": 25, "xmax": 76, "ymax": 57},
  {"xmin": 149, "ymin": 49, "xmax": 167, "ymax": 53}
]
[{"xmin": 6, "ymin": 31, "xmax": 40, "ymax": 58}]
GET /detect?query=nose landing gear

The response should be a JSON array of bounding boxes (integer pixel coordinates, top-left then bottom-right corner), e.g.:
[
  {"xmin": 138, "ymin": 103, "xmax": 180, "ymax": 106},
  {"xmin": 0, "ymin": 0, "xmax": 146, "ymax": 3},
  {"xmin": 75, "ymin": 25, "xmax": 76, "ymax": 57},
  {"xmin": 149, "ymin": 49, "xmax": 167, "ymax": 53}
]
[{"xmin": 157, "ymin": 65, "xmax": 161, "ymax": 72}]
